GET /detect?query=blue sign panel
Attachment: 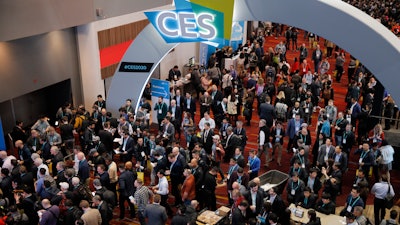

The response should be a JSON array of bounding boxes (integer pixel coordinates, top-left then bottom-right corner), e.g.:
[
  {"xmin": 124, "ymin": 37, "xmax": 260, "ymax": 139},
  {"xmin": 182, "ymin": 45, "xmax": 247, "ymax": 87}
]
[
  {"xmin": 230, "ymin": 21, "xmax": 245, "ymax": 51},
  {"xmin": 0, "ymin": 117, "xmax": 6, "ymax": 150},
  {"xmin": 151, "ymin": 78, "xmax": 170, "ymax": 99}
]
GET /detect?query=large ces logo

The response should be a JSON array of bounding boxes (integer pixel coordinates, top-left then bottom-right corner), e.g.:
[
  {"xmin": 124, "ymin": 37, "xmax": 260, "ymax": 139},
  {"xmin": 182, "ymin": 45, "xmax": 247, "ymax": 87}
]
[{"xmin": 145, "ymin": 0, "xmax": 234, "ymax": 46}]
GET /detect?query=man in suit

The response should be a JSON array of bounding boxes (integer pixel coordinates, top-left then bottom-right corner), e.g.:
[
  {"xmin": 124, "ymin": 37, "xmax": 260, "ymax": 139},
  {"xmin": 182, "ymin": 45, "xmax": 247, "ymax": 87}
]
[
  {"xmin": 233, "ymin": 121, "xmax": 247, "ymax": 148},
  {"xmin": 329, "ymin": 145, "xmax": 348, "ymax": 173},
  {"xmin": 244, "ymin": 181, "xmax": 265, "ymax": 217},
  {"xmin": 265, "ymin": 186, "xmax": 286, "ymax": 220},
  {"xmin": 16, "ymin": 165, "xmax": 34, "ymax": 191},
  {"xmin": 224, "ymin": 127, "xmax": 241, "ymax": 163},
  {"xmin": 144, "ymin": 194, "xmax": 167, "ymax": 225},
  {"xmin": 305, "ymin": 168, "xmax": 322, "ymax": 195},
  {"xmin": 258, "ymin": 96, "xmax": 276, "ymax": 127},
  {"xmin": 201, "ymin": 122, "xmax": 214, "ymax": 155},
  {"xmin": 93, "ymin": 179, "xmax": 116, "ymax": 209},
  {"xmin": 80, "ymin": 200, "xmax": 102, "ymax": 225},
  {"xmin": 124, "ymin": 99, "xmax": 135, "ymax": 115},
  {"xmin": 119, "ymin": 131, "xmax": 135, "ymax": 162},
  {"xmin": 92, "ymin": 195, "xmax": 112, "ymax": 225},
  {"xmin": 183, "ymin": 92, "xmax": 196, "ymax": 122},
  {"xmin": 77, "ymin": 152, "xmax": 90, "ymax": 184},
  {"xmin": 11, "ymin": 120, "xmax": 27, "ymax": 143},
  {"xmin": 295, "ymin": 187, "xmax": 317, "ymax": 209},
  {"xmin": 15, "ymin": 140, "xmax": 33, "ymax": 172},
  {"xmin": 342, "ymin": 124, "xmax": 356, "ymax": 155},
  {"xmin": 210, "ymin": 84, "xmax": 223, "ymax": 115},
  {"xmin": 96, "ymin": 108, "xmax": 109, "ymax": 134},
  {"xmin": 188, "ymin": 158, "xmax": 204, "ymax": 202},
  {"xmin": 106, "ymin": 112, "xmax": 118, "ymax": 129},
  {"xmin": 312, "ymin": 44, "xmax": 323, "ymax": 73},
  {"xmin": 286, "ymin": 114, "xmax": 304, "ymax": 152},
  {"xmin": 160, "ymin": 116, "xmax": 175, "ymax": 144},
  {"xmin": 271, "ymin": 121, "xmax": 285, "ymax": 166},
  {"xmin": 355, "ymin": 142, "xmax": 375, "ymax": 176},
  {"xmin": 173, "ymin": 89, "xmax": 185, "ymax": 109},
  {"xmin": 199, "ymin": 91, "xmax": 212, "ymax": 118},
  {"xmin": 98, "ymin": 122, "xmax": 114, "ymax": 154},
  {"xmin": 286, "ymin": 172, "xmax": 305, "ymax": 204},
  {"xmin": 231, "ymin": 200, "xmax": 250, "ymax": 225},
  {"xmin": 83, "ymin": 121, "xmax": 96, "ymax": 151},
  {"xmin": 234, "ymin": 147, "xmax": 246, "ymax": 169},
  {"xmin": 166, "ymin": 153, "xmax": 184, "ymax": 206},
  {"xmin": 349, "ymin": 97, "xmax": 361, "ymax": 129},
  {"xmin": 168, "ymin": 100, "xmax": 182, "ymax": 139},
  {"xmin": 315, "ymin": 193, "xmax": 336, "ymax": 215},
  {"xmin": 317, "ymin": 138, "xmax": 335, "ymax": 167},
  {"xmin": 219, "ymin": 118, "xmax": 231, "ymax": 141},
  {"xmin": 26, "ymin": 129, "xmax": 40, "ymax": 153},
  {"xmin": 118, "ymin": 163, "xmax": 136, "ymax": 219}
]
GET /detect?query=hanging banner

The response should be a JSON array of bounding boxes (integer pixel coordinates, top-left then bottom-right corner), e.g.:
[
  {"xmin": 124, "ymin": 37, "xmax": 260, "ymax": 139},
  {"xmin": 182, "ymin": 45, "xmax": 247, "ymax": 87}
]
[
  {"xmin": 230, "ymin": 21, "xmax": 245, "ymax": 51},
  {"xmin": 0, "ymin": 117, "xmax": 6, "ymax": 151}
]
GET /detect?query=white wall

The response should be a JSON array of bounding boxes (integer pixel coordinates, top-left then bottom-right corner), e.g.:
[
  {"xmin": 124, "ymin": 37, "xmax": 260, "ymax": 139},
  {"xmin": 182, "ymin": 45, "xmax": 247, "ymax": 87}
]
[
  {"xmin": 76, "ymin": 4, "xmax": 174, "ymax": 111},
  {"xmin": 159, "ymin": 42, "xmax": 199, "ymax": 80}
]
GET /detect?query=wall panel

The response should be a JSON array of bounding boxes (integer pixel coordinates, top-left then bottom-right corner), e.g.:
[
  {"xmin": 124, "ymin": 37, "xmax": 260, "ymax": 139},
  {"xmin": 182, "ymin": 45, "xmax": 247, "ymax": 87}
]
[{"xmin": 98, "ymin": 20, "xmax": 149, "ymax": 79}]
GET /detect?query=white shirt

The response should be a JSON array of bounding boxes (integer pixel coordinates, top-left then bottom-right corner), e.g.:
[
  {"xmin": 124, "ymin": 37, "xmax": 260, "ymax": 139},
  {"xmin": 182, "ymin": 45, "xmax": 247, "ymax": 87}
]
[
  {"xmin": 198, "ymin": 118, "xmax": 216, "ymax": 131},
  {"xmin": 259, "ymin": 130, "xmax": 266, "ymax": 146},
  {"xmin": 371, "ymin": 181, "xmax": 395, "ymax": 200},
  {"xmin": 1, "ymin": 155, "xmax": 16, "ymax": 171},
  {"xmin": 380, "ymin": 145, "xmax": 394, "ymax": 164},
  {"xmin": 156, "ymin": 176, "xmax": 169, "ymax": 195},
  {"xmin": 251, "ymin": 191, "xmax": 257, "ymax": 206},
  {"xmin": 74, "ymin": 154, "xmax": 79, "ymax": 173}
]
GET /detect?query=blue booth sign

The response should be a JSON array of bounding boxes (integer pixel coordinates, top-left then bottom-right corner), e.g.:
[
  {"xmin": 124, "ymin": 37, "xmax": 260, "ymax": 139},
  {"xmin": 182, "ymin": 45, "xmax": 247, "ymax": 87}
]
[{"xmin": 151, "ymin": 78, "xmax": 170, "ymax": 99}]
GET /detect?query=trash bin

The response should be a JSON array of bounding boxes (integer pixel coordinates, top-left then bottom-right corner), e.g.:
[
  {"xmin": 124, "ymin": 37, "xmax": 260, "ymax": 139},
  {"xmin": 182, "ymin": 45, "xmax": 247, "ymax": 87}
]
[{"xmin": 258, "ymin": 170, "xmax": 289, "ymax": 194}]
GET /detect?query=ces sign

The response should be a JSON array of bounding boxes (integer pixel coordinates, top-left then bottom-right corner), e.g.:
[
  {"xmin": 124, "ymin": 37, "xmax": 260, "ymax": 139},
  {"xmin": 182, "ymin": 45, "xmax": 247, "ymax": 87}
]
[
  {"xmin": 145, "ymin": 0, "xmax": 233, "ymax": 45},
  {"xmin": 156, "ymin": 11, "xmax": 216, "ymax": 40}
]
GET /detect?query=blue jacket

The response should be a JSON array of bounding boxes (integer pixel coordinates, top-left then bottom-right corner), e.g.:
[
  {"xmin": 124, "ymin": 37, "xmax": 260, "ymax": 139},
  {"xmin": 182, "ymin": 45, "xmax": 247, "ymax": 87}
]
[
  {"xmin": 286, "ymin": 118, "xmax": 304, "ymax": 139},
  {"xmin": 320, "ymin": 121, "xmax": 331, "ymax": 137},
  {"xmin": 248, "ymin": 156, "xmax": 260, "ymax": 173}
]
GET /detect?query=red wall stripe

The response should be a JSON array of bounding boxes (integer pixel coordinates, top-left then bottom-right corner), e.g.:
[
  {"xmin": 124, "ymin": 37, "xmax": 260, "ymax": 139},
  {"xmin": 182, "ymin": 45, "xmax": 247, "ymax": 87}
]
[{"xmin": 99, "ymin": 40, "xmax": 133, "ymax": 68}]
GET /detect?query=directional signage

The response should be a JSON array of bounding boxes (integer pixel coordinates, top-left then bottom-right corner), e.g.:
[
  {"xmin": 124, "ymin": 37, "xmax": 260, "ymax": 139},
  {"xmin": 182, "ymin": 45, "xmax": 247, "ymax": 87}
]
[{"xmin": 151, "ymin": 78, "xmax": 170, "ymax": 99}]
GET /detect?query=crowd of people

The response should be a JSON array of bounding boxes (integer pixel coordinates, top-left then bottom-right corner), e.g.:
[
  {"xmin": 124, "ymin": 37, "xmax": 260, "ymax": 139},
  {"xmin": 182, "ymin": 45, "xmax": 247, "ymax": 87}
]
[{"xmin": 0, "ymin": 2, "xmax": 399, "ymax": 225}]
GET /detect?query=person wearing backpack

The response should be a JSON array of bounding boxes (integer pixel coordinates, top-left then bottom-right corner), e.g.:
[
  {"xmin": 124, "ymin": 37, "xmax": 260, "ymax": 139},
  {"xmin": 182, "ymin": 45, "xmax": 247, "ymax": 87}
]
[
  {"xmin": 265, "ymin": 64, "xmax": 276, "ymax": 82},
  {"xmin": 64, "ymin": 199, "xmax": 83, "ymax": 225},
  {"xmin": 371, "ymin": 174, "xmax": 395, "ymax": 225},
  {"xmin": 38, "ymin": 199, "xmax": 60, "ymax": 225}
]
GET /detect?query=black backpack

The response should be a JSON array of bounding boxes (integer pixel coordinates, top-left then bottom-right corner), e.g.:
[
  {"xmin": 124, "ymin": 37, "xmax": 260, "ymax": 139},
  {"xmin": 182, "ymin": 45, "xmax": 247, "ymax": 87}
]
[{"xmin": 267, "ymin": 67, "xmax": 274, "ymax": 77}]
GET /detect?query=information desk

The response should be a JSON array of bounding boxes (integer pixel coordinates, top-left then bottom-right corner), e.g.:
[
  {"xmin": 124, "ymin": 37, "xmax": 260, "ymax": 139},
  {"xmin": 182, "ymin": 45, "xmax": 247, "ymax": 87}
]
[
  {"xmin": 196, "ymin": 210, "xmax": 225, "ymax": 225},
  {"xmin": 289, "ymin": 204, "xmax": 346, "ymax": 225}
]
